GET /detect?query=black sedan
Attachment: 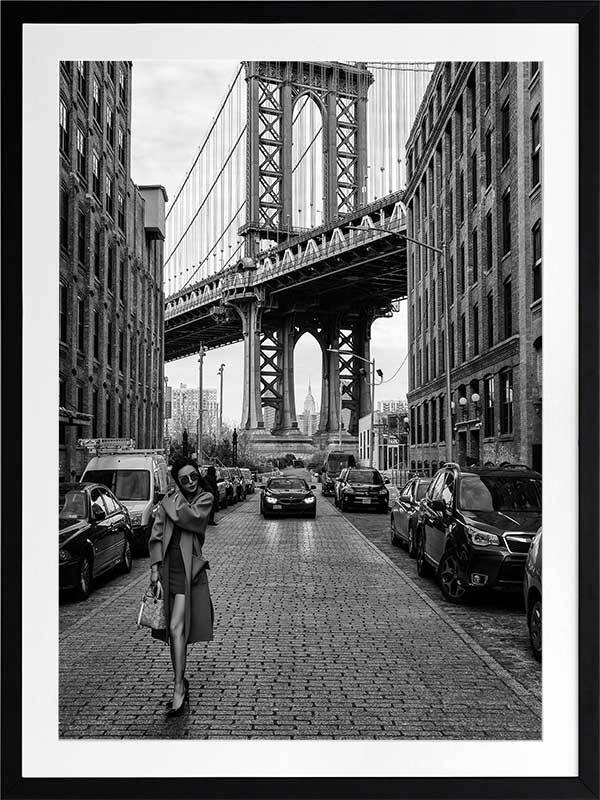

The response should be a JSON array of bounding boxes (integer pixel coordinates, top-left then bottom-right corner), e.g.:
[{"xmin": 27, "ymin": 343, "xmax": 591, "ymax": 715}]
[
  {"xmin": 390, "ymin": 477, "xmax": 432, "ymax": 555},
  {"xmin": 260, "ymin": 477, "xmax": 317, "ymax": 519},
  {"xmin": 59, "ymin": 482, "xmax": 133, "ymax": 598},
  {"xmin": 334, "ymin": 468, "xmax": 390, "ymax": 512}
]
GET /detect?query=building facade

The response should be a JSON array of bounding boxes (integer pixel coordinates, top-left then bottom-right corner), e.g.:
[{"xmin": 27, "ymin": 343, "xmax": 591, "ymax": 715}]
[
  {"xmin": 297, "ymin": 382, "xmax": 319, "ymax": 437},
  {"xmin": 404, "ymin": 61, "xmax": 542, "ymax": 473},
  {"xmin": 359, "ymin": 410, "xmax": 410, "ymax": 471},
  {"xmin": 59, "ymin": 60, "xmax": 167, "ymax": 480},
  {"xmin": 169, "ymin": 384, "xmax": 218, "ymax": 440}
]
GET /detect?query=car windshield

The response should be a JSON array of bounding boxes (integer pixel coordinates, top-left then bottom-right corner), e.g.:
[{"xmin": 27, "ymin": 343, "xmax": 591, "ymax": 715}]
[
  {"xmin": 268, "ymin": 478, "xmax": 307, "ymax": 491},
  {"xmin": 59, "ymin": 489, "xmax": 88, "ymax": 520},
  {"xmin": 83, "ymin": 469, "xmax": 151, "ymax": 501},
  {"xmin": 459, "ymin": 475, "xmax": 542, "ymax": 512},
  {"xmin": 416, "ymin": 481, "xmax": 430, "ymax": 500},
  {"xmin": 347, "ymin": 470, "xmax": 383, "ymax": 485}
]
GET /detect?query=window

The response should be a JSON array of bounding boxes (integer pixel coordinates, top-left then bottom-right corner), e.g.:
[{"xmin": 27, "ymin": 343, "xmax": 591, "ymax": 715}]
[
  {"xmin": 501, "ymin": 101, "xmax": 510, "ymax": 166},
  {"xmin": 422, "ymin": 176, "xmax": 428, "ymax": 217},
  {"xmin": 450, "ymin": 322, "xmax": 455, "ymax": 368},
  {"xmin": 499, "ymin": 369, "xmax": 513, "ymax": 434},
  {"xmin": 472, "ymin": 228, "xmax": 479, "ymax": 283},
  {"xmin": 105, "ymin": 174, "xmax": 114, "ymax": 216},
  {"xmin": 118, "ymin": 68, "xmax": 127, "ymax": 104},
  {"xmin": 533, "ymin": 220, "xmax": 542, "ymax": 301},
  {"xmin": 94, "ymin": 227, "xmax": 101, "ymax": 277},
  {"xmin": 117, "ymin": 192, "xmax": 125, "ymax": 231},
  {"xmin": 459, "ymin": 243, "xmax": 465, "ymax": 294},
  {"xmin": 424, "ymin": 345, "xmax": 429, "ymax": 383},
  {"xmin": 469, "ymin": 73, "xmax": 477, "ymax": 132},
  {"xmin": 424, "ymin": 289, "xmax": 429, "ymax": 329},
  {"xmin": 423, "ymin": 401, "xmax": 430, "ymax": 442},
  {"xmin": 59, "ymin": 100, "xmax": 69, "ymax": 153},
  {"xmin": 485, "ymin": 128, "xmax": 492, "ymax": 186},
  {"xmin": 60, "ymin": 187, "xmax": 69, "ymax": 249},
  {"xmin": 439, "ymin": 396, "xmax": 446, "ymax": 441},
  {"xmin": 409, "ymin": 304, "xmax": 414, "ymax": 339},
  {"xmin": 93, "ymin": 311, "xmax": 99, "ymax": 359},
  {"xmin": 118, "ymin": 330, "xmax": 124, "ymax": 372},
  {"xmin": 107, "ymin": 321, "xmax": 112, "ymax": 366},
  {"xmin": 76, "ymin": 61, "xmax": 87, "ymax": 99},
  {"xmin": 119, "ymin": 256, "xmax": 126, "ymax": 301},
  {"xmin": 460, "ymin": 313, "xmax": 466, "ymax": 362},
  {"xmin": 502, "ymin": 188, "xmax": 511, "ymax": 254},
  {"xmin": 503, "ymin": 278, "xmax": 513, "ymax": 338},
  {"xmin": 92, "ymin": 151, "xmax": 101, "ymax": 197},
  {"xmin": 471, "ymin": 150, "xmax": 478, "ymax": 205},
  {"xmin": 410, "ymin": 407, "xmax": 416, "ymax": 445},
  {"xmin": 484, "ymin": 375, "xmax": 495, "ymax": 437},
  {"xmin": 530, "ymin": 62, "xmax": 540, "ymax": 78},
  {"xmin": 458, "ymin": 171, "xmax": 464, "ymax": 222},
  {"xmin": 473, "ymin": 304, "xmax": 479, "ymax": 355},
  {"xmin": 436, "ymin": 81, "xmax": 442, "ymax": 117},
  {"xmin": 106, "ymin": 104, "xmax": 114, "ymax": 146},
  {"xmin": 77, "ymin": 385, "xmax": 85, "ymax": 413},
  {"xmin": 432, "ymin": 339, "xmax": 437, "ymax": 379},
  {"xmin": 105, "ymin": 396, "xmax": 112, "ymax": 437},
  {"xmin": 432, "ymin": 278, "xmax": 436, "ymax": 321},
  {"xmin": 456, "ymin": 101, "xmax": 463, "ymax": 155},
  {"xmin": 76, "ymin": 127, "xmax": 86, "ymax": 177},
  {"xmin": 118, "ymin": 128, "xmax": 125, "ymax": 164},
  {"xmin": 446, "ymin": 122, "xmax": 453, "ymax": 174},
  {"xmin": 486, "ymin": 210, "xmax": 493, "ymax": 270},
  {"xmin": 77, "ymin": 208, "xmax": 86, "ymax": 263},
  {"xmin": 77, "ymin": 297, "xmax": 85, "ymax": 351},
  {"xmin": 487, "ymin": 292, "xmax": 494, "ymax": 348},
  {"xmin": 92, "ymin": 78, "xmax": 102, "ymax": 125},
  {"xmin": 417, "ymin": 296, "xmax": 422, "ymax": 333},
  {"xmin": 500, "ymin": 62, "xmax": 509, "ymax": 81},
  {"xmin": 59, "ymin": 284, "xmax": 68, "ymax": 343},
  {"xmin": 440, "ymin": 336, "xmax": 445, "ymax": 371},
  {"xmin": 107, "ymin": 61, "xmax": 116, "ymax": 83},
  {"xmin": 531, "ymin": 106, "xmax": 541, "ymax": 188},
  {"xmin": 416, "ymin": 405, "xmax": 423, "ymax": 444},
  {"xmin": 448, "ymin": 189, "xmax": 453, "ymax": 237},
  {"xmin": 107, "ymin": 246, "xmax": 114, "ymax": 292},
  {"xmin": 448, "ymin": 257, "xmax": 454, "ymax": 305},
  {"xmin": 484, "ymin": 62, "xmax": 491, "ymax": 108}
]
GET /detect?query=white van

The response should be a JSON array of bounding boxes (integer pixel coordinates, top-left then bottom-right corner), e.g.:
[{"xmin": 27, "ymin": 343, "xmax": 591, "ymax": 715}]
[{"xmin": 82, "ymin": 451, "xmax": 170, "ymax": 554}]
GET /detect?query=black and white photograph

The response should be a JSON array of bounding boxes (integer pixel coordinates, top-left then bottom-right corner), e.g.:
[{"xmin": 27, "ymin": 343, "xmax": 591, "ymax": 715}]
[{"xmin": 5, "ymin": 4, "xmax": 598, "ymax": 796}]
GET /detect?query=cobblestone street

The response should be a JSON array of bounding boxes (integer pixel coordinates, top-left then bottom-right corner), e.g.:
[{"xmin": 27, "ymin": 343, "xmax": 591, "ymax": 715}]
[{"xmin": 59, "ymin": 492, "xmax": 541, "ymax": 739}]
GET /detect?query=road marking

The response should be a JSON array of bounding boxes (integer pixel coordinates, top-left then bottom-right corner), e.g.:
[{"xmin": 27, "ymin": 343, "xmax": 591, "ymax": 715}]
[{"xmin": 328, "ymin": 500, "xmax": 542, "ymax": 719}]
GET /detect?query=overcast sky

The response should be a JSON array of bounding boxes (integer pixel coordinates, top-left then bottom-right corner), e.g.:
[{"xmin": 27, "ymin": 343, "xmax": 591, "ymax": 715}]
[{"xmin": 130, "ymin": 61, "xmax": 408, "ymax": 426}]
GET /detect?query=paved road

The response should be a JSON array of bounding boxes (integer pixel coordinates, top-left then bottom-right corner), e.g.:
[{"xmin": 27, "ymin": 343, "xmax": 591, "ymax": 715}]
[{"xmin": 59, "ymin": 485, "xmax": 540, "ymax": 739}]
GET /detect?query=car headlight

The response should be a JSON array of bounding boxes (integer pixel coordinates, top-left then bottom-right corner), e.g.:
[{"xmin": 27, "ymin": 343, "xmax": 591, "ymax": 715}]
[
  {"xmin": 343, "ymin": 486, "xmax": 355, "ymax": 494},
  {"xmin": 265, "ymin": 495, "xmax": 277, "ymax": 504},
  {"xmin": 303, "ymin": 496, "xmax": 315, "ymax": 504},
  {"xmin": 467, "ymin": 526, "xmax": 500, "ymax": 547},
  {"xmin": 130, "ymin": 512, "xmax": 143, "ymax": 527},
  {"xmin": 379, "ymin": 488, "xmax": 388, "ymax": 495},
  {"xmin": 59, "ymin": 549, "xmax": 72, "ymax": 563}
]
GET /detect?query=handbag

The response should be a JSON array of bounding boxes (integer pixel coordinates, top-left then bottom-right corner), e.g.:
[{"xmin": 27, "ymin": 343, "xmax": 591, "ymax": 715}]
[{"xmin": 137, "ymin": 582, "xmax": 167, "ymax": 630}]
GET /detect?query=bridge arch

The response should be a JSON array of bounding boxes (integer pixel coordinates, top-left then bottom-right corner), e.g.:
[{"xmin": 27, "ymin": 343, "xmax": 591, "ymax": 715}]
[
  {"xmin": 291, "ymin": 93, "xmax": 324, "ymax": 231},
  {"xmin": 293, "ymin": 331, "xmax": 323, "ymax": 440}
]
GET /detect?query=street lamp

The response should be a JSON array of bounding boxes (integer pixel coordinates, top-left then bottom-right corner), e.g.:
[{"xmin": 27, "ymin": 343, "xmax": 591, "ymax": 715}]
[
  {"xmin": 197, "ymin": 345, "xmax": 205, "ymax": 460},
  {"xmin": 217, "ymin": 363, "xmax": 225, "ymax": 440},
  {"xmin": 347, "ymin": 222, "xmax": 453, "ymax": 462},
  {"xmin": 327, "ymin": 347, "xmax": 384, "ymax": 468}
]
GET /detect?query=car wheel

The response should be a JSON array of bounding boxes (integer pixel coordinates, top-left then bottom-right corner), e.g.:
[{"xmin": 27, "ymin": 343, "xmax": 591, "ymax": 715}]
[
  {"xmin": 390, "ymin": 516, "xmax": 400, "ymax": 546},
  {"xmin": 77, "ymin": 553, "xmax": 93, "ymax": 599},
  {"xmin": 528, "ymin": 597, "xmax": 542, "ymax": 662},
  {"xmin": 416, "ymin": 532, "xmax": 433, "ymax": 578},
  {"xmin": 439, "ymin": 550, "xmax": 468, "ymax": 603},
  {"xmin": 119, "ymin": 537, "xmax": 133, "ymax": 574},
  {"xmin": 407, "ymin": 527, "xmax": 417, "ymax": 558}
]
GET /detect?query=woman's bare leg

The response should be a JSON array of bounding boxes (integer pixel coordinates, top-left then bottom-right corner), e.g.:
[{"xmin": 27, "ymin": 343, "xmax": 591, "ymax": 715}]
[{"xmin": 169, "ymin": 593, "xmax": 187, "ymax": 707}]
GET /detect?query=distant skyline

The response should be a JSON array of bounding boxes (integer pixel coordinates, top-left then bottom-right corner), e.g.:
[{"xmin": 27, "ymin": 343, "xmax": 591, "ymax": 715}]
[{"xmin": 130, "ymin": 60, "xmax": 408, "ymax": 426}]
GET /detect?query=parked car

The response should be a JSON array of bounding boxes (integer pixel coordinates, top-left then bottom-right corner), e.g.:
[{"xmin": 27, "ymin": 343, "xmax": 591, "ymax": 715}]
[
  {"xmin": 334, "ymin": 467, "xmax": 390, "ymax": 513},
  {"xmin": 415, "ymin": 462, "xmax": 542, "ymax": 604},
  {"xmin": 260, "ymin": 476, "xmax": 317, "ymax": 519},
  {"xmin": 59, "ymin": 482, "xmax": 133, "ymax": 599},
  {"xmin": 82, "ymin": 451, "xmax": 169, "ymax": 555},
  {"xmin": 390, "ymin": 477, "xmax": 432, "ymax": 555},
  {"xmin": 240, "ymin": 468, "xmax": 255, "ymax": 494},
  {"xmin": 524, "ymin": 528, "xmax": 542, "ymax": 662}
]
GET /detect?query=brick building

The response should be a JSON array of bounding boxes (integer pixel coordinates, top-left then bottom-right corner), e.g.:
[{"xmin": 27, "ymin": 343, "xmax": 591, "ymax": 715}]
[
  {"xmin": 404, "ymin": 62, "xmax": 542, "ymax": 473},
  {"xmin": 59, "ymin": 60, "xmax": 167, "ymax": 480}
]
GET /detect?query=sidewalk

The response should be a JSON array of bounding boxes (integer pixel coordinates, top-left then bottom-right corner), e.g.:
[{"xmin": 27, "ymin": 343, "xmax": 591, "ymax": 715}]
[{"xmin": 59, "ymin": 496, "xmax": 541, "ymax": 739}]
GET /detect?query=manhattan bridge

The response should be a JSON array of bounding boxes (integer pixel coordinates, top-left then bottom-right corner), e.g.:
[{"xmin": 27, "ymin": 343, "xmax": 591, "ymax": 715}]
[{"xmin": 164, "ymin": 61, "xmax": 433, "ymax": 454}]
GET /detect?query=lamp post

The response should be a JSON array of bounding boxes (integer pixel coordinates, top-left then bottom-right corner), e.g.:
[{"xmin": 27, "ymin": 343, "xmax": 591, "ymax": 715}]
[
  {"xmin": 327, "ymin": 348, "xmax": 383, "ymax": 468},
  {"xmin": 217, "ymin": 363, "xmax": 225, "ymax": 440},
  {"xmin": 347, "ymin": 223, "xmax": 453, "ymax": 462},
  {"xmin": 197, "ymin": 345, "xmax": 205, "ymax": 460},
  {"xmin": 338, "ymin": 379, "xmax": 343, "ymax": 448}
]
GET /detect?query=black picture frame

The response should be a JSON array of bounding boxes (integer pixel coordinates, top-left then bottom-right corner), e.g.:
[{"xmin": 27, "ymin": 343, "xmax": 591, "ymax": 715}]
[{"xmin": 2, "ymin": 2, "xmax": 598, "ymax": 798}]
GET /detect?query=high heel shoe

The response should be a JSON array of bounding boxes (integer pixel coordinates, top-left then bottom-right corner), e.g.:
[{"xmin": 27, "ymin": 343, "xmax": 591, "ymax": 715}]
[{"xmin": 166, "ymin": 678, "xmax": 189, "ymax": 716}]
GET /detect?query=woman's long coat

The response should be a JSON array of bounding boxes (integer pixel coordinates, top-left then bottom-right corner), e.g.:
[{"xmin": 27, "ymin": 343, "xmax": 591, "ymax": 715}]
[{"xmin": 148, "ymin": 488, "xmax": 214, "ymax": 644}]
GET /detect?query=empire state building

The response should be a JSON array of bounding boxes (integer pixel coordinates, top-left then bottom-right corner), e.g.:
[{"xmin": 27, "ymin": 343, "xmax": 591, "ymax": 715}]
[{"xmin": 298, "ymin": 381, "xmax": 319, "ymax": 437}]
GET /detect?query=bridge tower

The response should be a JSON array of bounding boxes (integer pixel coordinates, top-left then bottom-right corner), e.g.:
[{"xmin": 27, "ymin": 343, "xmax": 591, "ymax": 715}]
[{"xmin": 232, "ymin": 62, "xmax": 376, "ymax": 456}]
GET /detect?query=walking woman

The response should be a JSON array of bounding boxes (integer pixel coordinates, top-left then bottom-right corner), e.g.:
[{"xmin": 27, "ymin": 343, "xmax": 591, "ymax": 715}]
[{"xmin": 148, "ymin": 456, "xmax": 214, "ymax": 717}]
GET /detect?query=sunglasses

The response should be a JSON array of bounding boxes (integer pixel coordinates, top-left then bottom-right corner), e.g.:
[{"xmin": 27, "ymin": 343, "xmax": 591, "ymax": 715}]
[{"xmin": 179, "ymin": 472, "xmax": 200, "ymax": 486}]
